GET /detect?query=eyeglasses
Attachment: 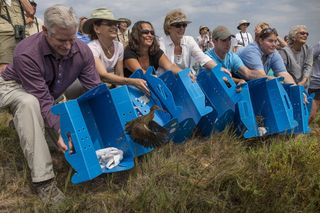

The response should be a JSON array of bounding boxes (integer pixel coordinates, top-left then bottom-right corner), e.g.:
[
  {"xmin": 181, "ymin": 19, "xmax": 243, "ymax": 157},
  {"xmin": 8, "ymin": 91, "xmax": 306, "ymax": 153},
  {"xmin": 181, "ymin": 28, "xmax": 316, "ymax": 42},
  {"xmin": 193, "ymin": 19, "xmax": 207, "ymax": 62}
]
[
  {"xmin": 298, "ymin": 31, "xmax": 309, "ymax": 36},
  {"xmin": 140, "ymin": 29, "xmax": 155, "ymax": 36},
  {"xmin": 100, "ymin": 21, "xmax": 118, "ymax": 27},
  {"xmin": 171, "ymin": 23, "xmax": 188, "ymax": 28}
]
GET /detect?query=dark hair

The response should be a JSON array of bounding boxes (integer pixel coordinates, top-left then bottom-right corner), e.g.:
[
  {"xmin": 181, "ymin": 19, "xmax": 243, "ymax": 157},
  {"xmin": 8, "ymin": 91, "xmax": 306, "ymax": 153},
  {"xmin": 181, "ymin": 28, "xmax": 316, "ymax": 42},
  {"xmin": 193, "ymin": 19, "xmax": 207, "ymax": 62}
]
[
  {"xmin": 259, "ymin": 28, "xmax": 278, "ymax": 40},
  {"xmin": 128, "ymin": 21, "xmax": 160, "ymax": 56},
  {"xmin": 88, "ymin": 19, "xmax": 104, "ymax": 40}
]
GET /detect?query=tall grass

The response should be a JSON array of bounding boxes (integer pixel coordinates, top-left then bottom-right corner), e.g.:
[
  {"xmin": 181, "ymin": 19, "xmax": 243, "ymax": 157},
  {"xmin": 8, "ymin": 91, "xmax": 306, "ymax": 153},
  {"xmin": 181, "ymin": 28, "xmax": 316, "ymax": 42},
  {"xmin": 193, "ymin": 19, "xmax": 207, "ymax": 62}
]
[{"xmin": 1, "ymin": 113, "xmax": 320, "ymax": 212}]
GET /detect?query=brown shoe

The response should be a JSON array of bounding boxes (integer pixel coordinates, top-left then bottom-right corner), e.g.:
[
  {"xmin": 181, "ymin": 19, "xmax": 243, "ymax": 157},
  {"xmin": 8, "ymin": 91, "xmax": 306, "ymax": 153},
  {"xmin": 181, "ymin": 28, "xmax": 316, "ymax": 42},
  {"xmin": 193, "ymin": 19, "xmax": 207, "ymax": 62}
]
[{"xmin": 33, "ymin": 179, "xmax": 65, "ymax": 206}]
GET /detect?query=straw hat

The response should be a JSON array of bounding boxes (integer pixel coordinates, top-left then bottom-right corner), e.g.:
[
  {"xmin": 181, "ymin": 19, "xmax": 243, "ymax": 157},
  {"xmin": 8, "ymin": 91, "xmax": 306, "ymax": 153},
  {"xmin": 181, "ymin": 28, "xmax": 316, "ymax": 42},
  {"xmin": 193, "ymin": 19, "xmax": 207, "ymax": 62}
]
[
  {"xmin": 167, "ymin": 16, "xmax": 192, "ymax": 26},
  {"xmin": 199, "ymin": 25, "xmax": 209, "ymax": 33},
  {"xmin": 82, "ymin": 8, "xmax": 120, "ymax": 34},
  {"xmin": 237, "ymin": 20, "xmax": 250, "ymax": 30},
  {"xmin": 118, "ymin": 18, "xmax": 131, "ymax": 27}
]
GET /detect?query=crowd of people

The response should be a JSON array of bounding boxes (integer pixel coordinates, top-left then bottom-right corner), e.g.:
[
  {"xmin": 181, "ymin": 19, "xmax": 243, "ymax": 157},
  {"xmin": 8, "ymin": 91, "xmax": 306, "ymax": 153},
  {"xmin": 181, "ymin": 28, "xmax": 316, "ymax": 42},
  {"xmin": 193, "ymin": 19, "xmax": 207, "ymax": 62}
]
[{"xmin": 0, "ymin": 1, "xmax": 319, "ymax": 207}]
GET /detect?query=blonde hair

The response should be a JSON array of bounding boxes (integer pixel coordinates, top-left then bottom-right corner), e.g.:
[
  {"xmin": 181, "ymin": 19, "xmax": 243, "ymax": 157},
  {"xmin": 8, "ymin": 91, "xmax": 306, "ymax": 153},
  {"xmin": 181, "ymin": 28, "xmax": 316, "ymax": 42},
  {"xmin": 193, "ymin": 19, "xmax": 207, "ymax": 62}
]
[
  {"xmin": 163, "ymin": 9, "xmax": 187, "ymax": 35},
  {"xmin": 254, "ymin": 22, "xmax": 270, "ymax": 42}
]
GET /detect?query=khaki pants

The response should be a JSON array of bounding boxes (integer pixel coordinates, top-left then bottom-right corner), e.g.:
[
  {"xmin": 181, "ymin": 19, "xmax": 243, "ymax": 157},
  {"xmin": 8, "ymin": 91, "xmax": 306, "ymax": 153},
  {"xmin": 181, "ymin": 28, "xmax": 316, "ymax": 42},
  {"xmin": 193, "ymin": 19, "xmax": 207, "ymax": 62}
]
[{"xmin": 0, "ymin": 77, "xmax": 55, "ymax": 182}]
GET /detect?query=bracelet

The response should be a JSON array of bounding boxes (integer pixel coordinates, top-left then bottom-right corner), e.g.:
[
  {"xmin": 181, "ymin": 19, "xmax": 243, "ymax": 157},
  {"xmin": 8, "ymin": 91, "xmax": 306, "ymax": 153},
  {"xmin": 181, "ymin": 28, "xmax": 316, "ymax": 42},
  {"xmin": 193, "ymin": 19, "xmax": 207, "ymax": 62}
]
[{"xmin": 124, "ymin": 78, "xmax": 128, "ymax": 85}]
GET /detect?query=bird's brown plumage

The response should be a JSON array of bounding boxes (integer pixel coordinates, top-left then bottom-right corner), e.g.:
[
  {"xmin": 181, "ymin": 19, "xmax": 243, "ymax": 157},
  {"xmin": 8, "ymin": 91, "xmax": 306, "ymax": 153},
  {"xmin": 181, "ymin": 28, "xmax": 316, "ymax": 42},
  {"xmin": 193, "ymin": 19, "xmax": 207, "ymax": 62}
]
[{"xmin": 125, "ymin": 105, "xmax": 169, "ymax": 148}]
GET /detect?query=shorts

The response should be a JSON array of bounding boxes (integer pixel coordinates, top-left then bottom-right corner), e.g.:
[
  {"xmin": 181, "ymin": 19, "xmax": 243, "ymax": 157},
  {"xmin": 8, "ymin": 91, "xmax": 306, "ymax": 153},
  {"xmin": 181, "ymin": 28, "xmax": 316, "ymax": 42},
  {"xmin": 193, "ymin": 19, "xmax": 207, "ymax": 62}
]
[
  {"xmin": 0, "ymin": 35, "xmax": 18, "ymax": 64},
  {"xmin": 308, "ymin": 88, "xmax": 320, "ymax": 100}
]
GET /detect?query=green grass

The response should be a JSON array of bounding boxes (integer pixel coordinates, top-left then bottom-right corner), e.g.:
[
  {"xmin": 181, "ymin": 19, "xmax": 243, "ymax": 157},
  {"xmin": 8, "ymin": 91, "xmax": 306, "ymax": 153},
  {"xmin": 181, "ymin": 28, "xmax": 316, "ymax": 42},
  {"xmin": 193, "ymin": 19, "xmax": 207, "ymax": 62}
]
[{"xmin": 1, "ymin": 112, "xmax": 320, "ymax": 212}]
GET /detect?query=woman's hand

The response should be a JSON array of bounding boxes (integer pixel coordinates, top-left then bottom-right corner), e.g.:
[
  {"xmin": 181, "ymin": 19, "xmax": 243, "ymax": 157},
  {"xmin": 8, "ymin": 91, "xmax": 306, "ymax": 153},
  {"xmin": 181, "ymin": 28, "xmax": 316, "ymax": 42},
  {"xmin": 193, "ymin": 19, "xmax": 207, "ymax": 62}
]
[
  {"xmin": 188, "ymin": 72, "xmax": 197, "ymax": 82},
  {"xmin": 128, "ymin": 78, "xmax": 150, "ymax": 96}
]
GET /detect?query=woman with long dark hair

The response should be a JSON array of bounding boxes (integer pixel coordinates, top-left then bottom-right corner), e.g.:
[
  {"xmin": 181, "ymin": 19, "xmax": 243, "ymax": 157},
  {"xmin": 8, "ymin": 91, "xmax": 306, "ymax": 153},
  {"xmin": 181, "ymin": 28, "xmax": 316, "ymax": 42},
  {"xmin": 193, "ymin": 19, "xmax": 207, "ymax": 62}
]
[{"xmin": 124, "ymin": 20, "xmax": 181, "ymax": 77}]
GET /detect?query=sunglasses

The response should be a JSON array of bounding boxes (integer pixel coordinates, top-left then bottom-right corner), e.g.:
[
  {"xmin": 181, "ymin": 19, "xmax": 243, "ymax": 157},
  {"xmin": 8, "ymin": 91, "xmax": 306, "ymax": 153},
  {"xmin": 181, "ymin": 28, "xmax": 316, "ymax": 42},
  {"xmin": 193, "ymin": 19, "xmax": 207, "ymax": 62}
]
[
  {"xmin": 140, "ymin": 29, "xmax": 155, "ymax": 36},
  {"xmin": 100, "ymin": 21, "xmax": 118, "ymax": 27},
  {"xmin": 260, "ymin": 27, "xmax": 278, "ymax": 36},
  {"xmin": 171, "ymin": 23, "xmax": 188, "ymax": 28},
  {"xmin": 298, "ymin": 31, "xmax": 309, "ymax": 36}
]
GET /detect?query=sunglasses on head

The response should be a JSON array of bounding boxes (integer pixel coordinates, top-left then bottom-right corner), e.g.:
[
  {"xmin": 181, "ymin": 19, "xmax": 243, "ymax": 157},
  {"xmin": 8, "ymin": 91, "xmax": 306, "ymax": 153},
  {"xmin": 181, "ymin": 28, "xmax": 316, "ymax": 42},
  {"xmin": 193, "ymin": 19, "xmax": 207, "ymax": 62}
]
[
  {"xmin": 140, "ymin": 29, "xmax": 155, "ymax": 36},
  {"xmin": 171, "ymin": 23, "xmax": 188, "ymax": 28},
  {"xmin": 298, "ymin": 31, "xmax": 309, "ymax": 36},
  {"xmin": 260, "ymin": 27, "xmax": 278, "ymax": 36}
]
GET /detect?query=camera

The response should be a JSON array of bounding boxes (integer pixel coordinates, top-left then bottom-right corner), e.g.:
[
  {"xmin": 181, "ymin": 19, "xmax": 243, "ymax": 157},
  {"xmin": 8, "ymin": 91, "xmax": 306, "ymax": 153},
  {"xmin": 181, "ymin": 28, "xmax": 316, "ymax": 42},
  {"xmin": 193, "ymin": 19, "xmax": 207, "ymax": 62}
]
[{"xmin": 14, "ymin": 25, "xmax": 26, "ymax": 40}]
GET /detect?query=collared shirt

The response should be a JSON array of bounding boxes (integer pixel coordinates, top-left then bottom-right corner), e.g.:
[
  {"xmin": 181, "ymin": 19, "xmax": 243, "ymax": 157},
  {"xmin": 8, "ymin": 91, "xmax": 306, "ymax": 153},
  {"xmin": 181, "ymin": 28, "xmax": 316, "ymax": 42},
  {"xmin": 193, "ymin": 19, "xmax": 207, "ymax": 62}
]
[
  {"xmin": 1, "ymin": 32, "xmax": 101, "ymax": 131},
  {"xmin": 237, "ymin": 42, "xmax": 287, "ymax": 75},
  {"xmin": 0, "ymin": 0, "xmax": 26, "ymax": 36},
  {"xmin": 158, "ymin": 35, "xmax": 212, "ymax": 70},
  {"xmin": 206, "ymin": 49, "xmax": 244, "ymax": 75}
]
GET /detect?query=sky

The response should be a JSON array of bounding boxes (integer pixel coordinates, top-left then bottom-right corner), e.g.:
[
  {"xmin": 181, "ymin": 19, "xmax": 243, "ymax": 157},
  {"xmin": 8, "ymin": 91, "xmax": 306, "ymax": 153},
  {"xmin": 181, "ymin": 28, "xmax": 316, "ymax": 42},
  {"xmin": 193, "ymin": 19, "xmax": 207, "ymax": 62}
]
[{"xmin": 35, "ymin": 0, "xmax": 320, "ymax": 46}]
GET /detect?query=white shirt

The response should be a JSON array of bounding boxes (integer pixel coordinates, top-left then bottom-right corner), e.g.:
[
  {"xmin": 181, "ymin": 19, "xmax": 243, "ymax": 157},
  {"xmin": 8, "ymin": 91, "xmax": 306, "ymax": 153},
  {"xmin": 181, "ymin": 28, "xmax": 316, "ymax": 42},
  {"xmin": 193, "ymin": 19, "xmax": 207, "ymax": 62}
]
[
  {"xmin": 88, "ymin": 40, "xmax": 124, "ymax": 73},
  {"xmin": 158, "ymin": 35, "xmax": 212, "ymax": 72},
  {"xmin": 235, "ymin": 32, "xmax": 253, "ymax": 47}
]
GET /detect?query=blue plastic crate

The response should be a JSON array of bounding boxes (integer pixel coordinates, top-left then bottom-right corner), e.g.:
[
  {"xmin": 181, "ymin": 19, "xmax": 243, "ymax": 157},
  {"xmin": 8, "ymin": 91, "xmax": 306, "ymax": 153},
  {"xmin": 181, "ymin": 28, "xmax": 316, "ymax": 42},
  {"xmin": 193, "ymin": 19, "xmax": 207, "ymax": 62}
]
[
  {"xmin": 247, "ymin": 78, "xmax": 298, "ymax": 135},
  {"xmin": 52, "ymin": 84, "xmax": 135, "ymax": 184},
  {"xmin": 283, "ymin": 84, "xmax": 310, "ymax": 134},
  {"xmin": 131, "ymin": 67, "xmax": 212, "ymax": 142},
  {"xmin": 197, "ymin": 65, "xmax": 258, "ymax": 138},
  {"xmin": 159, "ymin": 68, "xmax": 212, "ymax": 124},
  {"xmin": 234, "ymin": 83, "xmax": 259, "ymax": 138}
]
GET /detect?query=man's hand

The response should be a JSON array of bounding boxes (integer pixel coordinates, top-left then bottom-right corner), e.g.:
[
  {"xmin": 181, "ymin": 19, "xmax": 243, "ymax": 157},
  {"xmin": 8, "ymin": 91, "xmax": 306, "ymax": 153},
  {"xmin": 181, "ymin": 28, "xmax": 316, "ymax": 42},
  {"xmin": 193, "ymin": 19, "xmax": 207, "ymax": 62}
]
[
  {"xmin": 0, "ymin": 64, "xmax": 8, "ymax": 74},
  {"xmin": 236, "ymin": 79, "xmax": 246, "ymax": 93},
  {"xmin": 220, "ymin": 67, "xmax": 232, "ymax": 78},
  {"xmin": 57, "ymin": 133, "xmax": 73, "ymax": 154}
]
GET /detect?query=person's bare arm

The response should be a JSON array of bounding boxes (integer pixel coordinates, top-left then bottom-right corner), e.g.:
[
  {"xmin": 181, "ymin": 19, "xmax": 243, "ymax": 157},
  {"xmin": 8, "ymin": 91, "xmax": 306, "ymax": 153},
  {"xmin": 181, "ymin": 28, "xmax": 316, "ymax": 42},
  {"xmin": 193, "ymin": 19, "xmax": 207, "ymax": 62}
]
[
  {"xmin": 124, "ymin": 58, "xmax": 145, "ymax": 73},
  {"xmin": 276, "ymin": 71, "xmax": 296, "ymax": 84},
  {"xmin": 277, "ymin": 36, "xmax": 287, "ymax": 48},
  {"xmin": 203, "ymin": 60, "xmax": 232, "ymax": 77},
  {"xmin": 238, "ymin": 66, "xmax": 268, "ymax": 80},
  {"xmin": 20, "ymin": 0, "xmax": 35, "ymax": 16},
  {"xmin": 114, "ymin": 59, "xmax": 124, "ymax": 77},
  {"xmin": 95, "ymin": 57, "xmax": 149, "ymax": 94}
]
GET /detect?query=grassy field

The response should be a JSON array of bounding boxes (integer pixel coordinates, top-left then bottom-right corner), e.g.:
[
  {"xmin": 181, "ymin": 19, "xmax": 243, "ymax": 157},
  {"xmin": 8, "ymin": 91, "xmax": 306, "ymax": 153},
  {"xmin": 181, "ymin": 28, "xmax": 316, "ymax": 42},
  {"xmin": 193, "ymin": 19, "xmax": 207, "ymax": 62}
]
[{"xmin": 1, "ymin": 111, "xmax": 320, "ymax": 212}]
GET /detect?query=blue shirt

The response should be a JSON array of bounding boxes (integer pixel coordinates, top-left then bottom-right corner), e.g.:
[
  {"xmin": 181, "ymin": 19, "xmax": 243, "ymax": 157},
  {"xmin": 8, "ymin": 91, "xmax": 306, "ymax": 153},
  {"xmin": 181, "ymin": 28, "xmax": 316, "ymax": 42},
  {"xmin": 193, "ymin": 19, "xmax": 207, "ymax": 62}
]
[
  {"xmin": 206, "ymin": 49, "xmax": 244, "ymax": 75},
  {"xmin": 76, "ymin": 32, "xmax": 91, "ymax": 44},
  {"xmin": 237, "ymin": 42, "xmax": 286, "ymax": 75}
]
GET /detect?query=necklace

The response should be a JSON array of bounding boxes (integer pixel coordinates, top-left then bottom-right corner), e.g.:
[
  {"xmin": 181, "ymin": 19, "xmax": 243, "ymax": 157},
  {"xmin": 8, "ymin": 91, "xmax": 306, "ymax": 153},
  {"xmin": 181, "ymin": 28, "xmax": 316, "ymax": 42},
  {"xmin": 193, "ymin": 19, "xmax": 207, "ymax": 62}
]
[{"xmin": 101, "ymin": 41, "xmax": 114, "ymax": 56}]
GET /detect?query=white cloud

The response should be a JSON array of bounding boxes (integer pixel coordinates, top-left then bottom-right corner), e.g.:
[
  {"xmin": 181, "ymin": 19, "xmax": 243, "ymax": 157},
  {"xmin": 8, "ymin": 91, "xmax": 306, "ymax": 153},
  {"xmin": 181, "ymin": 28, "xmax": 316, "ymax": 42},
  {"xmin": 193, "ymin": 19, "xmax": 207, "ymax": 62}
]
[{"xmin": 35, "ymin": 0, "xmax": 320, "ymax": 45}]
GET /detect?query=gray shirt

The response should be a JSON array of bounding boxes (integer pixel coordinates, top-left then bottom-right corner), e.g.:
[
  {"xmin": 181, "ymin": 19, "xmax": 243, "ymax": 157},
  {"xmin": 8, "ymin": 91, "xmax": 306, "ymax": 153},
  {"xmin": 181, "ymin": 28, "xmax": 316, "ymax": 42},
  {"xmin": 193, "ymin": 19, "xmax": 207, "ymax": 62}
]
[
  {"xmin": 309, "ymin": 41, "xmax": 320, "ymax": 89},
  {"xmin": 278, "ymin": 44, "xmax": 313, "ymax": 83}
]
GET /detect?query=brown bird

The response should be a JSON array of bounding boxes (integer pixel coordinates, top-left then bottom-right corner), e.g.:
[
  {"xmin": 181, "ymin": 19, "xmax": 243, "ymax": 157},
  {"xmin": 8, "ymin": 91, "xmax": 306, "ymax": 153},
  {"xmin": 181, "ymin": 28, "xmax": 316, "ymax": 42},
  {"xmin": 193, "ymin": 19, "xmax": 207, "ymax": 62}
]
[{"xmin": 125, "ymin": 105, "xmax": 170, "ymax": 148}]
